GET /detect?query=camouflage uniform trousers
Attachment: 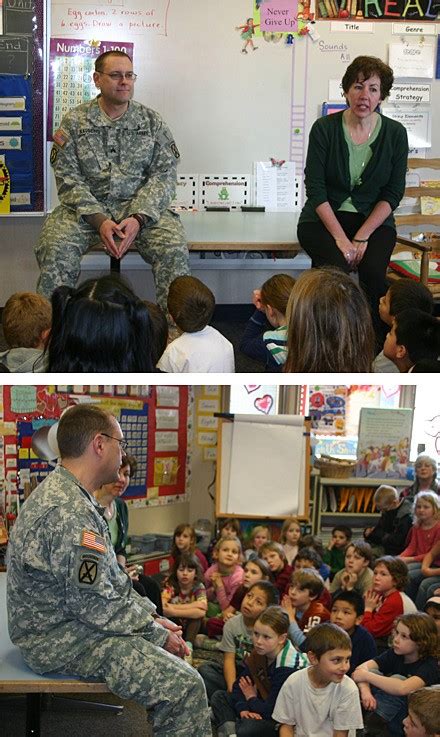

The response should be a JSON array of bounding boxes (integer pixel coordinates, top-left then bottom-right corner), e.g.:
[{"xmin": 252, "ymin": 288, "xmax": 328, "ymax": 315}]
[
  {"xmin": 62, "ymin": 633, "xmax": 212, "ymax": 737},
  {"xmin": 35, "ymin": 206, "xmax": 190, "ymax": 312}
]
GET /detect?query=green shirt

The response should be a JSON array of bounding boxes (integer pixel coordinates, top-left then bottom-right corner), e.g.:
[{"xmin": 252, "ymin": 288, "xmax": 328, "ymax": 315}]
[{"xmin": 299, "ymin": 111, "xmax": 408, "ymax": 230}]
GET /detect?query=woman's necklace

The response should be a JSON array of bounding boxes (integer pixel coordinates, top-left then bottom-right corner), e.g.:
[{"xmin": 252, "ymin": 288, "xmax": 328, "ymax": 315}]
[{"xmin": 348, "ymin": 114, "xmax": 375, "ymax": 145}]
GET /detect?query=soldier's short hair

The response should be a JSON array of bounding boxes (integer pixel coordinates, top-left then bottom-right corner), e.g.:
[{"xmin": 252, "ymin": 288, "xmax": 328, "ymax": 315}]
[
  {"xmin": 2, "ymin": 292, "xmax": 52, "ymax": 348},
  {"xmin": 57, "ymin": 404, "xmax": 115, "ymax": 459},
  {"xmin": 167, "ymin": 276, "xmax": 215, "ymax": 333},
  {"xmin": 95, "ymin": 50, "xmax": 132, "ymax": 72}
]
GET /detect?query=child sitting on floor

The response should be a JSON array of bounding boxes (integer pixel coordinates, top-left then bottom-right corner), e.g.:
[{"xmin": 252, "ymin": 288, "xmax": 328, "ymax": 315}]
[
  {"xmin": 272, "ymin": 622, "xmax": 364, "ymax": 736},
  {"xmin": 244, "ymin": 524, "xmax": 271, "ymax": 561},
  {"xmin": 210, "ymin": 606, "xmax": 308, "ymax": 737},
  {"xmin": 353, "ymin": 613, "xmax": 440, "ymax": 737},
  {"xmin": 170, "ymin": 522, "xmax": 209, "ymax": 572},
  {"xmin": 399, "ymin": 491, "xmax": 440, "ymax": 603},
  {"xmin": 161, "ymin": 553, "xmax": 207, "ymax": 646},
  {"xmin": 404, "ymin": 686, "xmax": 440, "ymax": 737},
  {"xmin": 206, "ymin": 557, "xmax": 272, "ymax": 638},
  {"xmin": 239, "ymin": 273, "xmax": 295, "ymax": 371},
  {"xmin": 204, "ymin": 535, "xmax": 244, "ymax": 620},
  {"xmin": 280, "ymin": 516, "xmax": 302, "ymax": 566},
  {"xmin": 323, "ymin": 524, "xmax": 352, "ymax": 579},
  {"xmin": 364, "ymin": 484, "xmax": 413, "ymax": 557},
  {"xmin": 197, "ymin": 580, "xmax": 279, "ymax": 700},
  {"xmin": 0, "ymin": 292, "xmax": 51, "ymax": 372},
  {"xmin": 330, "ymin": 539, "xmax": 374, "ymax": 598},
  {"xmin": 259, "ymin": 541, "xmax": 292, "ymax": 597},
  {"xmin": 282, "ymin": 568, "xmax": 330, "ymax": 650},
  {"xmin": 157, "ymin": 275, "xmax": 235, "ymax": 373},
  {"xmin": 330, "ymin": 590, "xmax": 377, "ymax": 675},
  {"xmin": 207, "ymin": 518, "xmax": 242, "ymax": 564},
  {"xmin": 374, "ymin": 279, "xmax": 434, "ymax": 373},
  {"xmin": 383, "ymin": 308, "xmax": 440, "ymax": 373},
  {"xmin": 362, "ymin": 556, "xmax": 417, "ymax": 641}
]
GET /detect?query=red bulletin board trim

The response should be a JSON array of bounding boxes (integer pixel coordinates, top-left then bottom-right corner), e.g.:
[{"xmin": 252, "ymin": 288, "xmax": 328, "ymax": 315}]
[{"xmin": 147, "ymin": 386, "xmax": 189, "ymax": 497}]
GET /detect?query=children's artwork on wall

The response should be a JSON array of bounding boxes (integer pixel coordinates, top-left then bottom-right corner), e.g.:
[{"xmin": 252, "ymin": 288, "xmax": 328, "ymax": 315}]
[
  {"xmin": 0, "ymin": 386, "xmax": 192, "ymax": 515},
  {"xmin": 309, "ymin": 385, "xmax": 347, "ymax": 435},
  {"xmin": 316, "ymin": 0, "xmax": 439, "ymax": 21},
  {"xmin": 356, "ymin": 408, "xmax": 413, "ymax": 478}
]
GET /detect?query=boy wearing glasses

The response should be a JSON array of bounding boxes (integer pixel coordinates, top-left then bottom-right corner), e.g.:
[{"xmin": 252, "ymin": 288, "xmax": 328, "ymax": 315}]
[{"xmin": 35, "ymin": 50, "xmax": 189, "ymax": 313}]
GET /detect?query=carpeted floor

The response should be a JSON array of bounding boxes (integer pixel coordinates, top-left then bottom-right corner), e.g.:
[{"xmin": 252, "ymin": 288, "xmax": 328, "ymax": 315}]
[{"xmin": 0, "ymin": 648, "xmax": 222, "ymax": 737}]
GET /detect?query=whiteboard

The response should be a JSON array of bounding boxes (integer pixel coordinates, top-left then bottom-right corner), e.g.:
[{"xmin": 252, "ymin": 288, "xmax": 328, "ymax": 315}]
[
  {"xmin": 47, "ymin": 0, "xmax": 440, "ymax": 212},
  {"xmin": 216, "ymin": 414, "xmax": 310, "ymax": 519}
]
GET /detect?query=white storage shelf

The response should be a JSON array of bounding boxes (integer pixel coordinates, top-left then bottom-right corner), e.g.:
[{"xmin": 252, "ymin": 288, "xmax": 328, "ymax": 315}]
[{"xmin": 314, "ymin": 476, "xmax": 409, "ymax": 535}]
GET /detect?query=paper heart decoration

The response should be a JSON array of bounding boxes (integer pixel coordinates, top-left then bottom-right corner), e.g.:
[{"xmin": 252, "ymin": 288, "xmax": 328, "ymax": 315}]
[
  {"xmin": 381, "ymin": 385, "xmax": 400, "ymax": 399},
  {"xmin": 254, "ymin": 394, "xmax": 273, "ymax": 414},
  {"xmin": 245, "ymin": 385, "xmax": 261, "ymax": 394}
]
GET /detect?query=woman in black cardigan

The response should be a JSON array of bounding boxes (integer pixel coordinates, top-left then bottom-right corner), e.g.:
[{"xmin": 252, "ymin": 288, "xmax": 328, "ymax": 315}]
[{"xmin": 298, "ymin": 55, "xmax": 408, "ymax": 341}]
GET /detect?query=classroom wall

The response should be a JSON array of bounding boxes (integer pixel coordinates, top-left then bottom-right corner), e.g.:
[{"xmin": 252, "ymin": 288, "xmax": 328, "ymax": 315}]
[
  {"xmin": 2, "ymin": 1, "xmax": 439, "ymax": 302},
  {"xmin": 128, "ymin": 386, "xmax": 216, "ymax": 536}
]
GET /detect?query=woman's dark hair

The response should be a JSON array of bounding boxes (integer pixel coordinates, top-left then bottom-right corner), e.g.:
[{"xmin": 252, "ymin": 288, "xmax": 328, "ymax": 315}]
[
  {"xmin": 143, "ymin": 300, "xmax": 168, "ymax": 366},
  {"xmin": 121, "ymin": 453, "xmax": 137, "ymax": 477},
  {"xmin": 166, "ymin": 552, "xmax": 203, "ymax": 590},
  {"xmin": 47, "ymin": 275, "xmax": 154, "ymax": 372},
  {"xmin": 341, "ymin": 56, "xmax": 394, "ymax": 100},
  {"xmin": 388, "ymin": 280, "xmax": 434, "ymax": 318}
]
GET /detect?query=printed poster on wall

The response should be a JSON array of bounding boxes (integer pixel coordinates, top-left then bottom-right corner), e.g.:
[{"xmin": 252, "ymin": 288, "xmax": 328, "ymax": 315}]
[
  {"xmin": 356, "ymin": 408, "xmax": 413, "ymax": 479},
  {"xmin": 309, "ymin": 385, "xmax": 347, "ymax": 435},
  {"xmin": 48, "ymin": 39, "xmax": 134, "ymax": 140}
]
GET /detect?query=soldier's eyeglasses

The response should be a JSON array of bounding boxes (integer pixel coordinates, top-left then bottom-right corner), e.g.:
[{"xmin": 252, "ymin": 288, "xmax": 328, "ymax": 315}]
[
  {"xmin": 99, "ymin": 72, "xmax": 137, "ymax": 81},
  {"xmin": 101, "ymin": 433, "xmax": 129, "ymax": 451}
]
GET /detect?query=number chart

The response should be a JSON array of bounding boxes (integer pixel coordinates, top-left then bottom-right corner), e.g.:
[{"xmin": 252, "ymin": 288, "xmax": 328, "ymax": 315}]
[{"xmin": 48, "ymin": 38, "xmax": 133, "ymax": 140}]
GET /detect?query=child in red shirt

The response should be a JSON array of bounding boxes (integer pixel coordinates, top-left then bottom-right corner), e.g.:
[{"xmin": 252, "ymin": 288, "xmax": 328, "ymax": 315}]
[
  {"xmin": 281, "ymin": 568, "xmax": 330, "ymax": 650},
  {"xmin": 260, "ymin": 541, "xmax": 292, "ymax": 597},
  {"xmin": 362, "ymin": 556, "xmax": 417, "ymax": 641}
]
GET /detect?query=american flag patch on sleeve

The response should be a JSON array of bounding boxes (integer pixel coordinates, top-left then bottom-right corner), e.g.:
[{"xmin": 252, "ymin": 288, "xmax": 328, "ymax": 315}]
[{"xmin": 81, "ymin": 529, "xmax": 107, "ymax": 554}]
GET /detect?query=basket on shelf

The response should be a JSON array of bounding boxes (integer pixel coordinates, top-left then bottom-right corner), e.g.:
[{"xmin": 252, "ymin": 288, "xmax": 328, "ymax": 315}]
[{"xmin": 314, "ymin": 455, "xmax": 356, "ymax": 479}]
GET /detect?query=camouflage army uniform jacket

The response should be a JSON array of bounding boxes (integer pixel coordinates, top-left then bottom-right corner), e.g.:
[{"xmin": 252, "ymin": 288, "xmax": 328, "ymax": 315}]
[
  {"xmin": 52, "ymin": 97, "xmax": 179, "ymax": 224},
  {"xmin": 7, "ymin": 465, "xmax": 168, "ymax": 674}
]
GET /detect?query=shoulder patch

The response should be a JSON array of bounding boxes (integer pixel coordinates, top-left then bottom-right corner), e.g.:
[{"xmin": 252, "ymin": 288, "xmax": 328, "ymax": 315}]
[
  {"xmin": 170, "ymin": 141, "xmax": 180, "ymax": 159},
  {"xmin": 50, "ymin": 146, "xmax": 58, "ymax": 166},
  {"xmin": 81, "ymin": 529, "xmax": 107, "ymax": 554},
  {"xmin": 53, "ymin": 128, "xmax": 69, "ymax": 147},
  {"xmin": 74, "ymin": 548, "xmax": 102, "ymax": 589}
]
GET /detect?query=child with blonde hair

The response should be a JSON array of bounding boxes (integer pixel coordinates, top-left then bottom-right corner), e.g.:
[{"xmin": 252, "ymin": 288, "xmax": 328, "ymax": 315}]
[
  {"xmin": 364, "ymin": 484, "xmax": 413, "ymax": 556},
  {"xmin": 204, "ymin": 536, "xmax": 244, "ymax": 619},
  {"xmin": 353, "ymin": 613, "xmax": 440, "ymax": 737},
  {"xmin": 404, "ymin": 686, "xmax": 440, "ymax": 737},
  {"xmin": 240, "ymin": 273, "xmax": 295, "ymax": 370},
  {"xmin": 0, "ymin": 292, "xmax": 51, "ymax": 372},
  {"xmin": 280, "ymin": 517, "xmax": 302, "ymax": 566},
  {"xmin": 399, "ymin": 492, "xmax": 440, "ymax": 602},
  {"xmin": 244, "ymin": 524, "xmax": 271, "ymax": 561}
]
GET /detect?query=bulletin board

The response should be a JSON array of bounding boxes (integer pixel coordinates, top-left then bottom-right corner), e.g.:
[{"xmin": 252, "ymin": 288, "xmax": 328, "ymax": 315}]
[
  {"xmin": 0, "ymin": 0, "xmax": 45, "ymax": 212},
  {"xmin": 216, "ymin": 413, "xmax": 311, "ymax": 520},
  {"xmin": 0, "ymin": 385, "xmax": 191, "ymax": 517}
]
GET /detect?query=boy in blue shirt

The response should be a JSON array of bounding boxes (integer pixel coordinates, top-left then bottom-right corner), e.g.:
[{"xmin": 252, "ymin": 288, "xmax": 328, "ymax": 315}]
[{"xmin": 330, "ymin": 590, "xmax": 377, "ymax": 675}]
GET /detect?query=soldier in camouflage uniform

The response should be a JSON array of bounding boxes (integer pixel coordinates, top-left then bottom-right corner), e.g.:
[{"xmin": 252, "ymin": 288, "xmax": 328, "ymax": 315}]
[
  {"xmin": 7, "ymin": 404, "xmax": 211, "ymax": 737},
  {"xmin": 35, "ymin": 50, "xmax": 189, "ymax": 312}
]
